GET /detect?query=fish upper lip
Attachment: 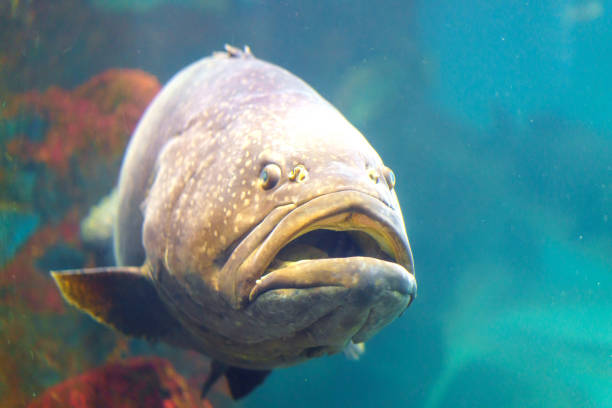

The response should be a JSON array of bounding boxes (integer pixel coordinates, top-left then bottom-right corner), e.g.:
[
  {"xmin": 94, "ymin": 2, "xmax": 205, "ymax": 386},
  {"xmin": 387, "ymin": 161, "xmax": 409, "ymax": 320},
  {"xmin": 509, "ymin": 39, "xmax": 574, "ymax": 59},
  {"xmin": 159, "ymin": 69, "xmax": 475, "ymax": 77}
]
[{"xmin": 220, "ymin": 189, "xmax": 415, "ymax": 308}]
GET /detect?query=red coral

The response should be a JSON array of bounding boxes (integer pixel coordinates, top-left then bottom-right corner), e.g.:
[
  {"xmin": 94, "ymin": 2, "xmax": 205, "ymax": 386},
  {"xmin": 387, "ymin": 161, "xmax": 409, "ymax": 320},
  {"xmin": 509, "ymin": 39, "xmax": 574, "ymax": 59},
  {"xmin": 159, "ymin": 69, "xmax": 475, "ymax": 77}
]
[
  {"xmin": 28, "ymin": 357, "xmax": 208, "ymax": 408},
  {"xmin": 7, "ymin": 69, "xmax": 160, "ymax": 172},
  {"xmin": 0, "ymin": 70, "xmax": 165, "ymax": 407}
]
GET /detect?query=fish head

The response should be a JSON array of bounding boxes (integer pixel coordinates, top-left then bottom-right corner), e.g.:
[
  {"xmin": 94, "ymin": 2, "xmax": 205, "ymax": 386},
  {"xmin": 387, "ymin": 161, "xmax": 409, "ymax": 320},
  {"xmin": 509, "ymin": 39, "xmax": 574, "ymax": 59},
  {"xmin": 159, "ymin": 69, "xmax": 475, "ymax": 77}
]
[{"xmin": 141, "ymin": 58, "xmax": 416, "ymax": 367}]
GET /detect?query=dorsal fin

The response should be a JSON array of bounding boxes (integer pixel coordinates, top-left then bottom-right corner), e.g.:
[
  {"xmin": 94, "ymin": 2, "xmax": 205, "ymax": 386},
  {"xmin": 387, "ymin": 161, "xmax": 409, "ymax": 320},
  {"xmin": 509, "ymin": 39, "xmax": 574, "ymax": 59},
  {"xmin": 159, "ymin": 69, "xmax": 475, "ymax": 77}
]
[{"xmin": 213, "ymin": 44, "xmax": 254, "ymax": 59}]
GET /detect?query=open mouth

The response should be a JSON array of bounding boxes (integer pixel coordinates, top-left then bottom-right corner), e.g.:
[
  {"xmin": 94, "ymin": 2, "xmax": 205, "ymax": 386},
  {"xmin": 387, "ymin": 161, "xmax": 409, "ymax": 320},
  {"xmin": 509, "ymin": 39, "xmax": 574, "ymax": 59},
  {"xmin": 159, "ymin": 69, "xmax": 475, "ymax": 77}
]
[
  {"xmin": 271, "ymin": 228, "xmax": 395, "ymax": 266},
  {"xmin": 224, "ymin": 190, "xmax": 416, "ymax": 306},
  {"xmin": 247, "ymin": 216, "xmax": 416, "ymax": 302}
]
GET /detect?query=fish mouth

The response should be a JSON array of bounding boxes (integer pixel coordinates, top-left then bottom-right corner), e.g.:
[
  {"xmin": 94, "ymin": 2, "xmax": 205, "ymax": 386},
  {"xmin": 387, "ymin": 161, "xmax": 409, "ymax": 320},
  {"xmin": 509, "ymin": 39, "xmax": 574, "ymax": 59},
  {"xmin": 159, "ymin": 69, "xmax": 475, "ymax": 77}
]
[
  {"xmin": 228, "ymin": 190, "xmax": 416, "ymax": 312},
  {"xmin": 248, "ymin": 219, "xmax": 416, "ymax": 303}
]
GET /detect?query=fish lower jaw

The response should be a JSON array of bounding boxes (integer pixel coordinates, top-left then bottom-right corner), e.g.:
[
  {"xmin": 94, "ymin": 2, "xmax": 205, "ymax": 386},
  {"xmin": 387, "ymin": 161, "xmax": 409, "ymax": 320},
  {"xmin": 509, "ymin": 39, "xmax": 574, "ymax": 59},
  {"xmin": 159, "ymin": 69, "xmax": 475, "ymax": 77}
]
[
  {"xmin": 249, "ymin": 256, "xmax": 416, "ymax": 303},
  {"xmin": 245, "ymin": 256, "xmax": 415, "ymax": 349},
  {"xmin": 169, "ymin": 256, "xmax": 415, "ymax": 369}
]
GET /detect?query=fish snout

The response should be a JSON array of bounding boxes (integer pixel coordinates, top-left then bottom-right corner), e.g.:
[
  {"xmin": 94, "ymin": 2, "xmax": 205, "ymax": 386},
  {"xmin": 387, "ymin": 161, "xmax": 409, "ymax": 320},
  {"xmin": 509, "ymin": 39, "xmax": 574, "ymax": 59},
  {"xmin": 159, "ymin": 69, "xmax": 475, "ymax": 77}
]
[
  {"xmin": 307, "ymin": 161, "xmax": 400, "ymax": 210},
  {"xmin": 209, "ymin": 189, "xmax": 415, "ymax": 365}
]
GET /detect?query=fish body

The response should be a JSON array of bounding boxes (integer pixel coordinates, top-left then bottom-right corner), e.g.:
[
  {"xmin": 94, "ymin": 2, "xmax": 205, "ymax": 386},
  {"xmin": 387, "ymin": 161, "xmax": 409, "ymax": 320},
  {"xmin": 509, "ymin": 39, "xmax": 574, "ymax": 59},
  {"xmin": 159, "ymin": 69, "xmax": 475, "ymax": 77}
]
[{"xmin": 53, "ymin": 45, "xmax": 416, "ymax": 398}]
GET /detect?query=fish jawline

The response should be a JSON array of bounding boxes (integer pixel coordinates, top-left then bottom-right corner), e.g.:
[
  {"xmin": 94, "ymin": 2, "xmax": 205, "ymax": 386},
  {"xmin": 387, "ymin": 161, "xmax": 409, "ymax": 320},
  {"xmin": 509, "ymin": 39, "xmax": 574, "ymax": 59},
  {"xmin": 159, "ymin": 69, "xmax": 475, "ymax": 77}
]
[{"xmin": 223, "ymin": 189, "xmax": 415, "ymax": 308}]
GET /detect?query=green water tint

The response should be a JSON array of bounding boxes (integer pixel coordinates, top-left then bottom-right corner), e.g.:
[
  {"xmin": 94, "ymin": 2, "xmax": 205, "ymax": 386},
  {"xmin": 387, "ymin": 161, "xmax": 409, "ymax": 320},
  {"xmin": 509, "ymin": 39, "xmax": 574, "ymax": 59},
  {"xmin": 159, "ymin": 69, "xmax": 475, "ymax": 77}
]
[
  {"xmin": 0, "ymin": 210, "xmax": 39, "ymax": 267},
  {"xmin": 425, "ymin": 234, "xmax": 611, "ymax": 408},
  {"xmin": 2, "ymin": 1, "xmax": 612, "ymax": 407}
]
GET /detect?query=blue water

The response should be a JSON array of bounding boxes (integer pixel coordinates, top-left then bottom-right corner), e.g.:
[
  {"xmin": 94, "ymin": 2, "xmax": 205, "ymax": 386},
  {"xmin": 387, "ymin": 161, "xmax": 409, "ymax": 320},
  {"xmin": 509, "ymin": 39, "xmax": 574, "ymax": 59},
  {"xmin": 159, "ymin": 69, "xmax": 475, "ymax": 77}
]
[
  {"xmin": 247, "ymin": 2, "xmax": 612, "ymax": 407},
  {"xmin": 1, "ymin": 1, "xmax": 610, "ymax": 407}
]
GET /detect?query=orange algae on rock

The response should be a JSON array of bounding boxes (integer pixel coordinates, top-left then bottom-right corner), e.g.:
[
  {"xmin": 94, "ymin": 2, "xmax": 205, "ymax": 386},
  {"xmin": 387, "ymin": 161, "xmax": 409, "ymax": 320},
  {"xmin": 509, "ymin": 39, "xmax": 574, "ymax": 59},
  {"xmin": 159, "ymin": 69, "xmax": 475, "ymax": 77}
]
[
  {"xmin": 0, "ymin": 69, "xmax": 161, "ymax": 408},
  {"xmin": 0, "ymin": 211, "xmax": 97, "ymax": 408},
  {"xmin": 6, "ymin": 69, "xmax": 160, "ymax": 172},
  {"xmin": 27, "ymin": 357, "xmax": 208, "ymax": 408}
]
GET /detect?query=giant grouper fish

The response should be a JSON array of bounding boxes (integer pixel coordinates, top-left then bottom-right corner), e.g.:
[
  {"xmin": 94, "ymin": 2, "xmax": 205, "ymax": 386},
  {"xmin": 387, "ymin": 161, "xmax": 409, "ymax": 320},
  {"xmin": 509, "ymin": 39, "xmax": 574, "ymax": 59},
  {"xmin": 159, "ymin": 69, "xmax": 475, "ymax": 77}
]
[{"xmin": 52, "ymin": 45, "xmax": 417, "ymax": 399}]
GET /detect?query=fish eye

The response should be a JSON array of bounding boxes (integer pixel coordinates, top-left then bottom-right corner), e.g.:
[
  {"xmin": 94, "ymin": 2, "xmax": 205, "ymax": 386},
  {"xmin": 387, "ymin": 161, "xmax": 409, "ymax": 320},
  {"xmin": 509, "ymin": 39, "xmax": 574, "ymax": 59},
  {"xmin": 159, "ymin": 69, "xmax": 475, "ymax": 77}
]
[
  {"xmin": 383, "ymin": 166, "xmax": 396, "ymax": 189},
  {"xmin": 259, "ymin": 163, "xmax": 282, "ymax": 190}
]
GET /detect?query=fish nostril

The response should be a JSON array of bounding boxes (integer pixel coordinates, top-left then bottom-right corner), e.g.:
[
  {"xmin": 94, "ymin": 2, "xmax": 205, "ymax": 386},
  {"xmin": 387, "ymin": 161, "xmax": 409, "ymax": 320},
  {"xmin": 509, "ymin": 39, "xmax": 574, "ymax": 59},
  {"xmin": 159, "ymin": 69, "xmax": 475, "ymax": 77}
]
[
  {"xmin": 367, "ymin": 168, "xmax": 380, "ymax": 184},
  {"xmin": 288, "ymin": 164, "xmax": 308, "ymax": 183}
]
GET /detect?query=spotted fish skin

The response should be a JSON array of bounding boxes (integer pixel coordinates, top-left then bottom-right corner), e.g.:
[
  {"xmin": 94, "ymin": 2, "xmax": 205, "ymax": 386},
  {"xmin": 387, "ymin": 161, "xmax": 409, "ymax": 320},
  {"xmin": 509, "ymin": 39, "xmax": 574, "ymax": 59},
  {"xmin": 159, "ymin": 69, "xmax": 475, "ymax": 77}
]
[
  {"xmin": 54, "ymin": 46, "xmax": 416, "ymax": 384},
  {"xmin": 119, "ymin": 47, "xmax": 402, "ymax": 266}
]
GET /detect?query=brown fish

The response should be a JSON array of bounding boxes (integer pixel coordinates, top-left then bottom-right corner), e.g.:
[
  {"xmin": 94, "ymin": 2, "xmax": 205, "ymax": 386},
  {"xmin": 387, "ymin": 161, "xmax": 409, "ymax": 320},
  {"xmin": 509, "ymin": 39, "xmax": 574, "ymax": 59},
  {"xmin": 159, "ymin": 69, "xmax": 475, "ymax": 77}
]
[{"xmin": 52, "ymin": 45, "xmax": 417, "ymax": 399}]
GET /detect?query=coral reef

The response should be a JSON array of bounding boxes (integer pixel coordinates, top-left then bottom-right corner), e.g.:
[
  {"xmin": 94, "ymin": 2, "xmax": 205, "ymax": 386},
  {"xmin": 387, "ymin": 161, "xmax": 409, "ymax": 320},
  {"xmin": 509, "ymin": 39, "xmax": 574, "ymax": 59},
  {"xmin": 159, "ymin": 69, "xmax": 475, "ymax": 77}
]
[
  {"xmin": 5, "ymin": 69, "xmax": 159, "ymax": 172},
  {"xmin": 28, "ymin": 357, "xmax": 206, "ymax": 408},
  {"xmin": 0, "ymin": 69, "xmax": 161, "ymax": 407}
]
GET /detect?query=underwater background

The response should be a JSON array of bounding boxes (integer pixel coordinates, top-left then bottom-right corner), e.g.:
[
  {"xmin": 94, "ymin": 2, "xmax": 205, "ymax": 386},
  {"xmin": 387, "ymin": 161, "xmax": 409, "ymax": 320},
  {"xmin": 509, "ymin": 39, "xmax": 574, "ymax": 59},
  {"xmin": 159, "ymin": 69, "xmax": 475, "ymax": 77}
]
[{"xmin": 0, "ymin": 0, "xmax": 610, "ymax": 407}]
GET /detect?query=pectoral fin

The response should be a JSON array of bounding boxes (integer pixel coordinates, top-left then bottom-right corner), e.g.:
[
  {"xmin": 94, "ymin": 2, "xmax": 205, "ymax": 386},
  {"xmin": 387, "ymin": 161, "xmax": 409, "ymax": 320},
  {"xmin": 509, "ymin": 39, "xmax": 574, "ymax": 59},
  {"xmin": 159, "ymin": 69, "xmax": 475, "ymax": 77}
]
[
  {"xmin": 343, "ymin": 340, "xmax": 366, "ymax": 360},
  {"xmin": 51, "ymin": 266, "xmax": 183, "ymax": 342},
  {"xmin": 201, "ymin": 360, "xmax": 271, "ymax": 400}
]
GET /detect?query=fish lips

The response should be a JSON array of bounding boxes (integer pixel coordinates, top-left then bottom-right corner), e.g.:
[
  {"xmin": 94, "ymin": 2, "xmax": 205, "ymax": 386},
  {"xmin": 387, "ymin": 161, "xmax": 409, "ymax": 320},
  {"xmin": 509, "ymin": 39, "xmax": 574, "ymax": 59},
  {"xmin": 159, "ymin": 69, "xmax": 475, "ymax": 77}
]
[{"xmin": 233, "ymin": 189, "xmax": 417, "ymax": 343}]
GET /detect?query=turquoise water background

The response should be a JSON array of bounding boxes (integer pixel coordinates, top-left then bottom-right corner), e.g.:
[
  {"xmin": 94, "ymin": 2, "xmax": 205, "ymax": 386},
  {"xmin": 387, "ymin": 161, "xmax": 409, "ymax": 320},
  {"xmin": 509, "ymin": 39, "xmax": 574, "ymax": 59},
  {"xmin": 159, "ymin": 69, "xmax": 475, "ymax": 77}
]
[
  {"xmin": 1, "ymin": 1, "xmax": 610, "ymax": 407},
  {"xmin": 247, "ymin": 2, "xmax": 611, "ymax": 407}
]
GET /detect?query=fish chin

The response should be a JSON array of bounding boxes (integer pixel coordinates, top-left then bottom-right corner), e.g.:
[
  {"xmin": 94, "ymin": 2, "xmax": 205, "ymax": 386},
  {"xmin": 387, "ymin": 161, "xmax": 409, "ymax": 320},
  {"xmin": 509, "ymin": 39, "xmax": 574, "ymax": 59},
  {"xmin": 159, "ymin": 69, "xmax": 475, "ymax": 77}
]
[
  {"xmin": 247, "ymin": 256, "xmax": 415, "ymax": 350},
  {"xmin": 183, "ymin": 190, "xmax": 417, "ymax": 368}
]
